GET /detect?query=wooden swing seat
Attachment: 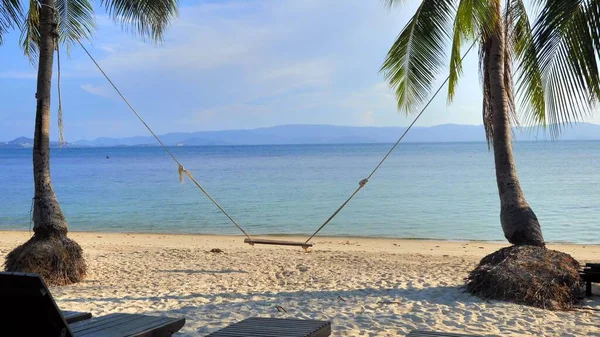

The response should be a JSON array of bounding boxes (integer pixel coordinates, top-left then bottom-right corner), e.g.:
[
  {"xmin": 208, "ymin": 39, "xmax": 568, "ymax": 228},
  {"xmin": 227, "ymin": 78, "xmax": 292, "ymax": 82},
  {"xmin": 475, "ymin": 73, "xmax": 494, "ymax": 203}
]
[{"xmin": 244, "ymin": 238, "xmax": 313, "ymax": 249}]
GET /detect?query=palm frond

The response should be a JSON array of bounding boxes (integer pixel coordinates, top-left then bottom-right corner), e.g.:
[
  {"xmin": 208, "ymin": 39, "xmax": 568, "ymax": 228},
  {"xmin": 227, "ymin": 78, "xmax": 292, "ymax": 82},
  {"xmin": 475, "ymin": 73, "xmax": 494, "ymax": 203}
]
[
  {"xmin": 479, "ymin": 35, "xmax": 493, "ymax": 145},
  {"xmin": 531, "ymin": 0, "xmax": 600, "ymax": 136},
  {"xmin": 381, "ymin": 0, "xmax": 411, "ymax": 8},
  {"xmin": 102, "ymin": 0, "xmax": 179, "ymax": 42},
  {"xmin": 20, "ymin": 0, "xmax": 40, "ymax": 62},
  {"xmin": 587, "ymin": 0, "xmax": 600, "ymax": 52},
  {"xmin": 476, "ymin": 0, "xmax": 503, "ymax": 145},
  {"xmin": 511, "ymin": 0, "xmax": 546, "ymax": 128},
  {"xmin": 0, "ymin": 0, "xmax": 23, "ymax": 44},
  {"xmin": 381, "ymin": 0, "xmax": 455, "ymax": 114},
  {"xmin": 503, "ymin": 2, "xmax": 517, "ymax": 129},
  {"xmin": 56, "ymin": 0, "xmax": 96, "ymax": 53},
  {"xmin": 448, "ymin": 0, "xmax": 495, "ymax": 101}
]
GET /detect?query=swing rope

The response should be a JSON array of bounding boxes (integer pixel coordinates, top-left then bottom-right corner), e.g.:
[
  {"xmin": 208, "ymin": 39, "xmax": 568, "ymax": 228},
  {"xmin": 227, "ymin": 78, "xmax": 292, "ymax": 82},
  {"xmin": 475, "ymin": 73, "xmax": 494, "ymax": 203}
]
[
  {"xmin": 77, "ymin": 37, "xmax": 477, "ymax": 247},
  {"xmin": 304, "ymin": 39, "xmax": 478, "ymax": 244},
  {"xmin": 77, "ymin": 40, "xmax": 252, "ymax": 240}
]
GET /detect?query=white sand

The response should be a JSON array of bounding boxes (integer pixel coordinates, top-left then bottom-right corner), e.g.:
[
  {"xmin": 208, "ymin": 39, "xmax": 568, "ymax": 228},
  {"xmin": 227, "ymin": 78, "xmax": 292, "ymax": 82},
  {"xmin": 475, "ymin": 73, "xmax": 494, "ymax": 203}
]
[{"xmin": 1, "ymin": 232, "xmax": 599, "ymax": 336}]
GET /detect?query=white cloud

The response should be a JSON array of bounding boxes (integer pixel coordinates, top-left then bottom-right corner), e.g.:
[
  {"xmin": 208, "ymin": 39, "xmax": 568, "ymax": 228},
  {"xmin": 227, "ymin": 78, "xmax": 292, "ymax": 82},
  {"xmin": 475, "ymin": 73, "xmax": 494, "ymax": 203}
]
[
  {"xmin": 96, "ymin": 44, "xmax": 118, "ymax": 54},
  {"xmin": 80, "ymin": 84, "xmax": 113, "ymax": 98},
  {"xmin": 51, "ymin": 0, "xmax": 477, "ymax": 135},
  {"xmin": 256, "ymin": 58, "xmax": 334, "ymax": 90},
  {"xmin": 81, "ymin": 0, "xmax": 401, "ymax": 85},
  {"xmin": 360, "ymin": 111, "xmax": 375, "ymax": 125},
  {"xmin": 342, "ymin": 82, "xmax": 397, "ymax": 114}
]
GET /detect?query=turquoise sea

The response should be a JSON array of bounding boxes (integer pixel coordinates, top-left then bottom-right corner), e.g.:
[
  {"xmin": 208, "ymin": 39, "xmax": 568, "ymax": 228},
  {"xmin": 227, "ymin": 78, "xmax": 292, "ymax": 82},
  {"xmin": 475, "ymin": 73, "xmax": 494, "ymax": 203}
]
[{"xmin": 0, "ymin": 142, "xmax": 598, "ymax": 243}]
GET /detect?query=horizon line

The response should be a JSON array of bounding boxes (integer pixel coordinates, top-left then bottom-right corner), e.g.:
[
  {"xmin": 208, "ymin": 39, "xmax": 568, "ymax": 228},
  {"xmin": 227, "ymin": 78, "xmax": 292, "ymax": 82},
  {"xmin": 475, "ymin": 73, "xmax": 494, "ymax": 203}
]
[{"xmin": 3, "ymin": 121, "xmax": 598, "ymax": 144}]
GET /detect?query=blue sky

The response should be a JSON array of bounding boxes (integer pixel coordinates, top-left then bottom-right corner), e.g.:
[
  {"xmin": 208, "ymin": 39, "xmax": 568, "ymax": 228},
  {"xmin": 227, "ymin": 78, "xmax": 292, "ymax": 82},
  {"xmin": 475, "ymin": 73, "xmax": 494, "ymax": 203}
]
[{"xmin": 1, "ymin": 0, "xmax": 599, "ymax": 141}]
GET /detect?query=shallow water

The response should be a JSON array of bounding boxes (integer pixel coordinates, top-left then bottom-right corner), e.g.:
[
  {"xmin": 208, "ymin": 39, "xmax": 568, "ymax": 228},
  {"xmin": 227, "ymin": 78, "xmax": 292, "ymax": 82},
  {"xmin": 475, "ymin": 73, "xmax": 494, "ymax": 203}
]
[{"xmin": 1, "ymin": 141, "xmax": 598, "ymax": 243}]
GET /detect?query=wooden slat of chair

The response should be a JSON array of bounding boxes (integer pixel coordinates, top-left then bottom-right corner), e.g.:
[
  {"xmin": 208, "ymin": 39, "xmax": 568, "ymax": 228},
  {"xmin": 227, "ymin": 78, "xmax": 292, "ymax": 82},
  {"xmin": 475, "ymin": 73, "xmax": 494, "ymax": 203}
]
[
  {"xmin": 71, "ymin": 313, "xmax": 142, "ymax": 334},
  {"xmin": 63, "ymin": 311, "xmax": 93, "ymax": 324},
  {"xmin": 71, "ymin": 313, "xmax": 185, "ymax": 337},
  {"xmin": 581, "ymin": 272, "xmax": 600, "ymax": 296},
  {"xmin": 206, "ymin": 317, "xmax": 331, "ymax": 337},
  {"xmin": 580, "ymin": 263, "xmax": 600, "ymax": 296}
]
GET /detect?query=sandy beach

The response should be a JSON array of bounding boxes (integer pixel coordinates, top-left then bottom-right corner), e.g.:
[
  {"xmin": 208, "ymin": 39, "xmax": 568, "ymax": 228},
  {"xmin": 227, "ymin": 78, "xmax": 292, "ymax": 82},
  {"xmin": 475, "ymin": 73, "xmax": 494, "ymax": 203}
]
[{"xmin": 1, "ymin": 231, "xmax": 598, "ymax": 336}]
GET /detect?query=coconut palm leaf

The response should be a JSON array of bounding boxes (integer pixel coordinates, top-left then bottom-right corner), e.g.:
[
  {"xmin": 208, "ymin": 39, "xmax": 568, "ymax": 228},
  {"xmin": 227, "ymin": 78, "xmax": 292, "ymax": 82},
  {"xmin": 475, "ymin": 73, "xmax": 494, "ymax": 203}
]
[
  {"xmin": 474, "ymin": 0, "xmax": 504, "ymax": 144},
  {"xmin": 56, "ymin": 0, "xmax": 95, "ymax": 52},
  {"xmin": 528, "ymin": 0, "xmax": 600, "ymax": 135},
  {"xmin": 101, "ymin": 0, "xmax": 179, "ymax": 42},
  {"xmin": 510, "ymin": 0, "xmax": 545, "ymax": 129},
  {"xmin": 0, "ymin": 0, "xmax": 22, "ymax": 44},
  {"xmin": 380, "ymin": 0, "xmax": 455, "ymax": 114},
  {"xmin": 479, "ymin": 33, "xmax": 493, "ymax": 143},
  {"xmin": 503, "ymin": 7, "xmax": 517, "ymax": 130},
  {"xmin": 18, "ymin": 0, "xmax": 178, "ymax": 61},
  {"xmin": 19, "ymin": 0, "xmax": 95, "ymax": 61},
  {"xmin": 20, "ymin": 0, "xmax": 40, "ymax": 60},
  {"xmin": 449, "ymin": 0, "xmax": 495, "ymax": 101},
  {"xmin": 588, "ymin": 0, "xmax": 600, "ymax": 50}
]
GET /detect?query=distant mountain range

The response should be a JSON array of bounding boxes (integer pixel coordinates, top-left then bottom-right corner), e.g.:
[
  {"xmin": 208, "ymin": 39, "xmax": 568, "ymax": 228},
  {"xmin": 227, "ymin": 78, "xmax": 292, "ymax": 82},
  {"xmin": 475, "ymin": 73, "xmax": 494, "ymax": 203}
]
[
  {"xmin": 3, "ymin": 123, "xmax": 600, "ymax": 148},
  {"xmin": 0, "ymin": 137, "xmax": 65, "ymax": 149}
]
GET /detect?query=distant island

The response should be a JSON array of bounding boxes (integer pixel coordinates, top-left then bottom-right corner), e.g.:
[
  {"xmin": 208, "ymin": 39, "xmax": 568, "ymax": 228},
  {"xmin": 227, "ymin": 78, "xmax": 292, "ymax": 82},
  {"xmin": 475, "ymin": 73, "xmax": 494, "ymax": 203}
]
[
  {"xmin": 3, "ymin": 123, "xmax": 600, "ymax": 148},
  {"xmin": 0, "ymin": 136, "xmax": 65, "ymax": 149}
]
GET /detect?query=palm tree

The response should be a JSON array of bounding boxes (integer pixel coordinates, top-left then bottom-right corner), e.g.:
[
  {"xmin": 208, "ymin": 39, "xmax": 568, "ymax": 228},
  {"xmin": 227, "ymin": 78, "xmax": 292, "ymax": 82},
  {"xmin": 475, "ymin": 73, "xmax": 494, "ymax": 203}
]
[
  {"xmin": 381, "ymin": 0, "xmax": 600, "ymax": 247},
  {"xmin": 0, "ymin": 0, "xmax": 179, "ymax": 285}
]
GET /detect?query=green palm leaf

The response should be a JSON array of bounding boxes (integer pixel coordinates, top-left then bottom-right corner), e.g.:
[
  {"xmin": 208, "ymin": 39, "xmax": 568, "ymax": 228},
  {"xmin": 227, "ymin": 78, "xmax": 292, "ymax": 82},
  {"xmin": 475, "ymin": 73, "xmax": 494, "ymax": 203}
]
[
  {"xmin": 479, "ymin": 33, "xmax": 493, "ymax": 142},
  {"xmin": 20, "ymin": 0, "xmax": 40, "ymax": 60},
  {"xmin": 101, "ymin": 0, "xmax": 179, "ymax": 42},
  {"xmin": 19, "ymin": 0, "xmax": 95, "ymax": 61},
  {"xmin": 449, "ymin": 0, "xmax": 495, "ymax": 101},
  {"xmin": 511, "ymin": 0, "xmax": 545, "ymax": 129},
  {"xmin": 17, "ymin": 0, "xmax": 179, "ymax": 62},
  {"xmin": 56, "ymin": 0, "xmax": 95, "ymax": 52},
  {"xmin": 381, "ymin": 0, "xmax": 455, "ymax": 114},
  {"xmin": 0, "ymin": 0, "xmax": 22, "ymax": 44},
  {"xmin": 530, "ymin": 0, "xmax": 600, "ymax": 135},
  {"xmin": 587, "ymin": 0, "xmax": 600, "ymax": 51}
]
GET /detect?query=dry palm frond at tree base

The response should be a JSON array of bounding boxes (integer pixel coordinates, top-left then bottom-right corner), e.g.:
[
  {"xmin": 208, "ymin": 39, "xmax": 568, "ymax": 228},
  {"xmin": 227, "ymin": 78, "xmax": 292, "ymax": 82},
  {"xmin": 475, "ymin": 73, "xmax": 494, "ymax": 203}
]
[
  {"xmin": 465, "ymin": 245, "xmax": 582, "ymax": 310},
  {"xmin": 4, "ymin": 233, "xmax": 87, "ymax": 286}
]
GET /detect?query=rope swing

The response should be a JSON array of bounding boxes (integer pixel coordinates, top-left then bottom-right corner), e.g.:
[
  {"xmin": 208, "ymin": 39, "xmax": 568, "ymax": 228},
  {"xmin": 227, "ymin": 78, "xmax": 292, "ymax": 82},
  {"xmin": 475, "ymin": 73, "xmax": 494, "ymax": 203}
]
[{"xmin": 78, "ymin": 38, "xmax": 477, "ymax": 250}]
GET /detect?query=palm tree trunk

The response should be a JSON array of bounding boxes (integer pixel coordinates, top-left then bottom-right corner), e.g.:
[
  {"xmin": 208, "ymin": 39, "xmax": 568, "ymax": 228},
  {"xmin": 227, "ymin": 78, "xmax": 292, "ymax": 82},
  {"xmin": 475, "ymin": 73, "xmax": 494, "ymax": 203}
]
[
  {"xmin": 32, "ymin": 0, "xmax": 68, "ymax": 237},
  {"xmin": 4, "ymin": 0, "xmax": 86, "ymax": 286},
  {"xmin": 487, "ymin": 9, "xmax": 545, "ymax": 247}
]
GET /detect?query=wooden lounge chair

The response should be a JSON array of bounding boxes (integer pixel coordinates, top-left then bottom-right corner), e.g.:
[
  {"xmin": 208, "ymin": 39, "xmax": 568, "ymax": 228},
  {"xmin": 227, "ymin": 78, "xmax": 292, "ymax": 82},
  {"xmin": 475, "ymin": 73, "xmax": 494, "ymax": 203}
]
[
  {"xmin": 580, "ymin": 263, "xmax": 600, "ymax": 296},
  {"xmin": 205, "ymin": 317, "xmax": 331, "ymax": 337},
  {"xmin": 63, "ymin": 310, "xmax": 93, "ymax": 324},
  {"xmin": 0, "ymin": 272, "xmax": 185, "ymax": 337},
  {"xmin": 407, "ymin": 331, "xmax": 483, "ymax": 337}
]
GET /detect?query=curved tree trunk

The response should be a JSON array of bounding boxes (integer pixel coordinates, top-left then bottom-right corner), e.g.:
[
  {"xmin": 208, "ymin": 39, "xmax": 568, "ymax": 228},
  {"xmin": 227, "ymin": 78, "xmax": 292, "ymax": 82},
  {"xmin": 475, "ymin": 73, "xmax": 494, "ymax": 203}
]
[
  {"xmin": 487, "ymin": 7, "xmax": 545, "ymax": 247},
  {"xmin": 4, "ymin": 0, "xmax": 86, "ymax": 285},
  {"xmin": 32, "ymin": 0, "xmax": 68, "ymax": 237}
]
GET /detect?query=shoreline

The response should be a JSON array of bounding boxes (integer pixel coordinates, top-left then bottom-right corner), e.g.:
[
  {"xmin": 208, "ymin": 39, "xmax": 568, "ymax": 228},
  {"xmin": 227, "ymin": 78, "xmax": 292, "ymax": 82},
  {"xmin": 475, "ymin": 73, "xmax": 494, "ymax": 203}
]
[
  {"xmin": 1, "ymin": 229, "xmax": 598, "ymax": 246},
  {"xmin": 2, "ymin": 231, "xmax": 599, "ymax": 261}
]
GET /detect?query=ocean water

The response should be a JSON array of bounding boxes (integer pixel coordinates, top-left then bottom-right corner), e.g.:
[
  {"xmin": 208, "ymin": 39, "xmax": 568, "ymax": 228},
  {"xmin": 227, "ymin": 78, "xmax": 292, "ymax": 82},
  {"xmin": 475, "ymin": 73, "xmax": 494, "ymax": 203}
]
[{"xmin": 0, "ymin": 142, "xmax": 598, "ymax": 243}]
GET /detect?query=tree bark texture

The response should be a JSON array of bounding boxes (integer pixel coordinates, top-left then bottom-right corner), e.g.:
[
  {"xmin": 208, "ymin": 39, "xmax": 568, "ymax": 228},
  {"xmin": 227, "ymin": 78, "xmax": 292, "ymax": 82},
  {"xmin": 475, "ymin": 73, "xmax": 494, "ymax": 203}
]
[
  {"xmin": 32, "ymin": 0, "xmax": 68, "ymax": 237},
  {"xmin": 487, "ymin": 5, "xmax": 545, "ymax": 247}
]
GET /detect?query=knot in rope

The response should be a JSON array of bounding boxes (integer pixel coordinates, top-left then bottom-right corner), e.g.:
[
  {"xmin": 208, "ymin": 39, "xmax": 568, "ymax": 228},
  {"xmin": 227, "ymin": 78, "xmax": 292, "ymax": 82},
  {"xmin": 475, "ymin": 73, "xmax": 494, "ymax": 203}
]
[
  {"xmin": 359, "ymin": 178, "xmax": 368, "ymax": 188},
  {"xmin": 178, "ymin": 165, "xmax": 186, "ymax": 183}
]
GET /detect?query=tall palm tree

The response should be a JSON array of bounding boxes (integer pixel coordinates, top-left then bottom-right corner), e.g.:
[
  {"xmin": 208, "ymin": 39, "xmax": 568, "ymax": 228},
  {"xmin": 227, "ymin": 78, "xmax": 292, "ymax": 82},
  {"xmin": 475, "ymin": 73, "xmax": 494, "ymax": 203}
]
[
  {"xmin": 0, "ymin": 0, "xmax": 179, "ymax": 285},
  {"xmin": 382, "ymin": 0, "xmax": 600, "ymax": 247}
]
